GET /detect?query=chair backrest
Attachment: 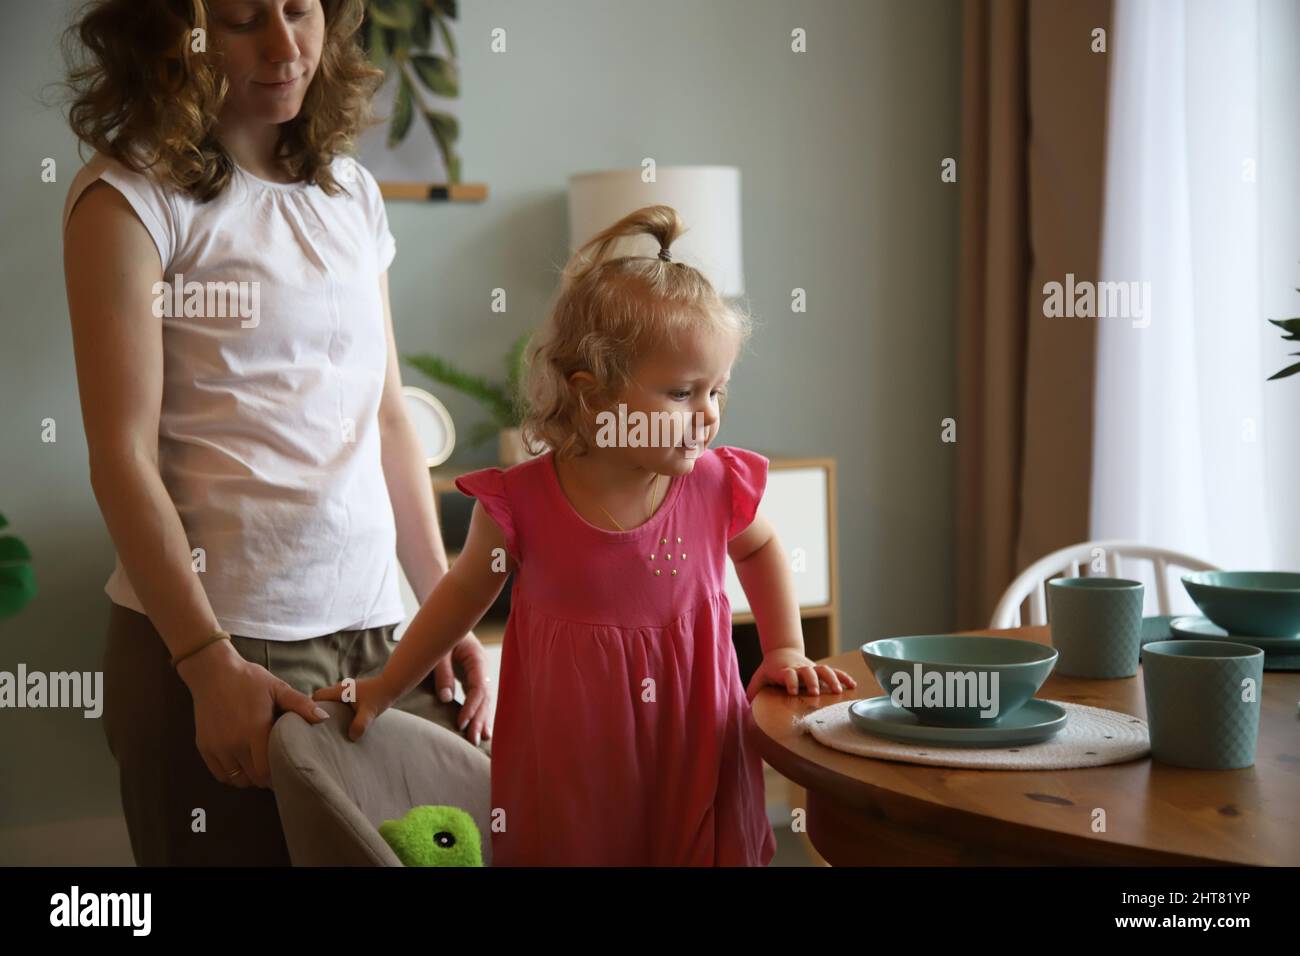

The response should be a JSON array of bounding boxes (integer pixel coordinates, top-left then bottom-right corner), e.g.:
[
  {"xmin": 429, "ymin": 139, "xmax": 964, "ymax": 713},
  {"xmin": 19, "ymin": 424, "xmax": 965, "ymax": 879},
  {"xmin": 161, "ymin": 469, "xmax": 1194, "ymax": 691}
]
[
  {"xmin": 989, "ymin": 539, "xmax": 1219, "ymax": 629},
  {"xmin": 269, "ymin": 702, "xmax": 492, "ymax": 866}
]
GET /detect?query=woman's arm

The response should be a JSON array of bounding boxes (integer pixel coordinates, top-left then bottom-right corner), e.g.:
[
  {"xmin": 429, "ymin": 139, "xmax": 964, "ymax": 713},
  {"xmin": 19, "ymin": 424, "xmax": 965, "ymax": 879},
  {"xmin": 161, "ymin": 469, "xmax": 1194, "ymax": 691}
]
[
  {"xmin": 374, "ymin": 270, "xmax": 494, "ymax": 743},
  {"xmin": 375, "ymin": 271, "xmax": 453, "ymax": 602},
  {"xmin": 64, "ymin": 181, "xmax": 221, "ymax": 657},
  {"xmin": 63, "ymin": 182, "xmax": 328, "ymax": 788}
]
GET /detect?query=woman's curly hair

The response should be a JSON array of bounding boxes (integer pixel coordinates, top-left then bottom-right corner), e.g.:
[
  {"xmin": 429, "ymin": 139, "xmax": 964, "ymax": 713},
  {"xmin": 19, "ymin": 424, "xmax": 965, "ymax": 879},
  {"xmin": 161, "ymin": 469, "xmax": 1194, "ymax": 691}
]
[
  {"xmin": 520, "ymin": 204, "xmax": 754, "ymax": 462},
  {"xmin": 59, "ymin": 0, "xmax": 383, "ymax": 201}
]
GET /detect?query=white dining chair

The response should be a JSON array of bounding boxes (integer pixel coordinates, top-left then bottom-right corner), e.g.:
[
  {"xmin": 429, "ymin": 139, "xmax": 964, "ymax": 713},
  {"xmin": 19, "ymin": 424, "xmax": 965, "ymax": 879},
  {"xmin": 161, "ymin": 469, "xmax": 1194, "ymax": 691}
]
[{"xmin": 989, "ymin": 540, "xmax": 1219, "ymax": 629}]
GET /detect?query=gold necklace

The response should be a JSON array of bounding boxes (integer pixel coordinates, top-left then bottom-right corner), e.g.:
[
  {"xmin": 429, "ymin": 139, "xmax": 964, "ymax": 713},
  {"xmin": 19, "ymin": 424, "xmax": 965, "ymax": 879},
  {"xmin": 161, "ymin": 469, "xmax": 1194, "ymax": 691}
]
[{"xmin": 597, "ymin": 473, "xmax": 664, "ymax": 532}]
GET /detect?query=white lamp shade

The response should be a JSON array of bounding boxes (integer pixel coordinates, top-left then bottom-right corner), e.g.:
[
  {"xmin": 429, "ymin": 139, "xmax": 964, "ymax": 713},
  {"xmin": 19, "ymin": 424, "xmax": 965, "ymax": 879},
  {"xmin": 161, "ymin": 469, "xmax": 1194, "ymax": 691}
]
[{"xmin": 567, "ymin": 166, "xmax": 744, "ymax": 298}]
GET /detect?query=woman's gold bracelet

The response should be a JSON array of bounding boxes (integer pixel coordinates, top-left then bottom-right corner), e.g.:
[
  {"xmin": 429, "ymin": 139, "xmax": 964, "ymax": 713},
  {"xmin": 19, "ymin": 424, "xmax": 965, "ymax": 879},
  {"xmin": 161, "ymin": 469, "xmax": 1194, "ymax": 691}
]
[{"xmin": 171, "ymin": 631, "xmax": 232, "ymax": 669}]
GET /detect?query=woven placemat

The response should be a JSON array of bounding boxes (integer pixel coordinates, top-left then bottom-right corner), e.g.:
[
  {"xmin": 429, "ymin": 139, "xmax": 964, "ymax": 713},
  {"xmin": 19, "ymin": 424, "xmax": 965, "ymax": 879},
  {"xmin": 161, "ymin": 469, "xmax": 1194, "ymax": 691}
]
[{"xmin": 797, "ymin": 699, "xmax": 1150, "ymax": 770}]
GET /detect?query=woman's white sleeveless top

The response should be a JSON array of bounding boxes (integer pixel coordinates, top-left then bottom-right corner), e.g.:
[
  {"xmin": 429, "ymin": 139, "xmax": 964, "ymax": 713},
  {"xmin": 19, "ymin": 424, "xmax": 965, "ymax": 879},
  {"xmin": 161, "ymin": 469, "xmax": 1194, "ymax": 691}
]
[{"xmin": 62, "ymin": 152, "xmax": 406, "ymax": 641}]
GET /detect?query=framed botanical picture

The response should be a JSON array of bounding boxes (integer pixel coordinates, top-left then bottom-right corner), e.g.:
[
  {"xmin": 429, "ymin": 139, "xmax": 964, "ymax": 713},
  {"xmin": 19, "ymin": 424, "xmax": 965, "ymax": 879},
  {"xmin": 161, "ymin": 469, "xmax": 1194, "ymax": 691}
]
[{"xmin": 356, "ymin": 0, "xmax": 485, "ymax": 201}]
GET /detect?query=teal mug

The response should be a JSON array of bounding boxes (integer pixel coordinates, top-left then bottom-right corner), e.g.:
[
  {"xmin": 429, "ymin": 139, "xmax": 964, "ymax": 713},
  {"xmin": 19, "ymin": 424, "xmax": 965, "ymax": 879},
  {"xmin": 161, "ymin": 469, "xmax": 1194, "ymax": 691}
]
[
  {"xmin": 1046, "ymin": 577, "xmax": 1144, "ymax": 678},
  {"xmin": 1140, "ymin": 640, "xmax": 1263, "ymax": 769}
]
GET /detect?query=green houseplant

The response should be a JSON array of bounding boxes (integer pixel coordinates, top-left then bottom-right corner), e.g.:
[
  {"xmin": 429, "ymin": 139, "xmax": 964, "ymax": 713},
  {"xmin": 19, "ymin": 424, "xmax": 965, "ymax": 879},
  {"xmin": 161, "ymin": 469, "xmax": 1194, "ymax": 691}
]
[
  {"xmin": 362, "ymin": 0, "xmax": 462, "ymax": 183},
  {"xmin": 403, "ymin": 333, "xmax": 536, "ymax": 464},
  {"xmin": 0, "ymin": 513, "xmax": 36, "ymax": 618},
  {"xmin": 1268, "ymin": 313, "xmax": 1300, "ymax": 381}
]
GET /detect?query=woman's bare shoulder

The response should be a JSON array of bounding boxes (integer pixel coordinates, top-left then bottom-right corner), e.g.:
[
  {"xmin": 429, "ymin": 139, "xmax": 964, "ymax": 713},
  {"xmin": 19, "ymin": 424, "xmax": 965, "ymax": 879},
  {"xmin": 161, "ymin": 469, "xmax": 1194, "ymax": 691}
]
[{"xmin": 64, "ymin": 179, "xmax": 161, "ymax": 274}]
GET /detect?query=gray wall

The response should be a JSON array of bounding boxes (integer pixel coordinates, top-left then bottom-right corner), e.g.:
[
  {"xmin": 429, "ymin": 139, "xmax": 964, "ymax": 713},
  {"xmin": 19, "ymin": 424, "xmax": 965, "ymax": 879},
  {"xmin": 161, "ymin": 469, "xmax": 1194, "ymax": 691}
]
[{"xmin": 0, "ymin": 0, "xmax": 961, "ymax": 833}]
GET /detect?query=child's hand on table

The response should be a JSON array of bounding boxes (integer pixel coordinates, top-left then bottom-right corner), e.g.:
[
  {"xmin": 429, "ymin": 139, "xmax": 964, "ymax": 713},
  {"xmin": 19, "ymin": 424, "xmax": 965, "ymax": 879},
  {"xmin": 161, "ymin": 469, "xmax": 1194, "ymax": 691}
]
[
  {"xmin": 745, "ymin": 647, "xmax": 857, "ymax": 702},
  {"xmin": 313, "ymin": 675, "xmax": 397, "ymax": 741}
]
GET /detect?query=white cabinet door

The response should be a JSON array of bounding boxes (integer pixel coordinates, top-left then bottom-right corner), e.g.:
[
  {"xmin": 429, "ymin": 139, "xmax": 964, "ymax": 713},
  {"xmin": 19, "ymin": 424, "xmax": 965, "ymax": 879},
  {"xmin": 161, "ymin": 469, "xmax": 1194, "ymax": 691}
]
[{"xmin": 725, "ymin": 466, "xmax": 830, "ymax": 614}]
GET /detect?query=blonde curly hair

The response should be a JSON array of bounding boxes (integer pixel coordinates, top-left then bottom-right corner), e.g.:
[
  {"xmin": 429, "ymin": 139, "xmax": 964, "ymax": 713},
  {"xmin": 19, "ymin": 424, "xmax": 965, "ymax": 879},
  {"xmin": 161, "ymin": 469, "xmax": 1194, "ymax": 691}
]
[
  {"xmin": 59, "ymin": 0, "xmax": 383, "ymax": 202},
  {"xmin": 520, "ymin": 204, "xmax": 753, "ymax": 461}
]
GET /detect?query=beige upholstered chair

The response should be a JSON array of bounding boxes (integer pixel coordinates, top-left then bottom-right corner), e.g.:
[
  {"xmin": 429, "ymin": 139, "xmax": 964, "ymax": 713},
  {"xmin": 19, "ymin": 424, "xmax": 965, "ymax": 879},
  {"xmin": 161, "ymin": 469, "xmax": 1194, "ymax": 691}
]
[{"xmin": 268, "ymin": 701, "xmax": 492, "ymax": 866}]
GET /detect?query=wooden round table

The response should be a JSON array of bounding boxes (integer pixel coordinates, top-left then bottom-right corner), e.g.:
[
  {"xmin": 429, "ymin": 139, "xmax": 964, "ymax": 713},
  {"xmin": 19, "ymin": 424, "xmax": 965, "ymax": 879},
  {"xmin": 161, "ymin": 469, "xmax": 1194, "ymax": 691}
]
[{"xmin": 751, "ymin": 626, "xmax": 1300, "ymax": 865}]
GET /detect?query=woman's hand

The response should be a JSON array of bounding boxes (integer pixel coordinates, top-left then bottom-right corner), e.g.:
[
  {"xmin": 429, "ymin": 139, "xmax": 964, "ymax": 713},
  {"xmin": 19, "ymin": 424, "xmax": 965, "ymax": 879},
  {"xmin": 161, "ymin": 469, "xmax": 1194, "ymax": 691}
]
[
  {"xmin": 312, "ymin": 672, "xmax": 398, "ymax": 742},
  {"xmin": 178, "ymin": 640, "xmax": 333, "ymax": 788},
  {"xmin": 439, "ymin": 632, "xmax": 494, "ymax": 748},
  {"xmin": 745, "ymin": 647, "xmax": 858, "ymax": 703}
]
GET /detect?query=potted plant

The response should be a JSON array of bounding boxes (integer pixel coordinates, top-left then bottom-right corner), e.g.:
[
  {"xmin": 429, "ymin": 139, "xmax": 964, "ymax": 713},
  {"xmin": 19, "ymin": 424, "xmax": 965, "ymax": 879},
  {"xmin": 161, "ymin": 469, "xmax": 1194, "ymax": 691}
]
[
  {"xmin": 1268, "ymin": 311, "xmax": 1300, "ymax": 381},
  {"xmin": 0, "ymin": 513, "xmax": 36, "ymax": 618},
  {"xmin": 362, "ymin": 0, "xmax": 462, "ymax": 183},
  {"xmin": 403, "ymin": 333, "xmax": 541, "ymax": 465}
]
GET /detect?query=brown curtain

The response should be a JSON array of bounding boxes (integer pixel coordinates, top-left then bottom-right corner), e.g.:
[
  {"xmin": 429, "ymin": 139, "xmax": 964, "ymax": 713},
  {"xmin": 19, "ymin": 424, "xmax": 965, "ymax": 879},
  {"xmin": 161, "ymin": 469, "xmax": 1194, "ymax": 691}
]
[{"xmin": 955, "ymin": 0, "xmax": 1112, "ymax": 629}]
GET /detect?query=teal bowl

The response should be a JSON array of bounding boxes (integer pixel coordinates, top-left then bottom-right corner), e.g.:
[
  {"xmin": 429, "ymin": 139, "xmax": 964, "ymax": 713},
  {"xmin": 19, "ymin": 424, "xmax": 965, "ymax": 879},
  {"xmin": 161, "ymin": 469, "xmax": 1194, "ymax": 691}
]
[
  {"xmin": 1181, "ymin": 571, "xmax": 1300, "ymax": 637},
  {"xmin": 860, "ymin": 636, "xmax": 1058, "ymax": 727}
]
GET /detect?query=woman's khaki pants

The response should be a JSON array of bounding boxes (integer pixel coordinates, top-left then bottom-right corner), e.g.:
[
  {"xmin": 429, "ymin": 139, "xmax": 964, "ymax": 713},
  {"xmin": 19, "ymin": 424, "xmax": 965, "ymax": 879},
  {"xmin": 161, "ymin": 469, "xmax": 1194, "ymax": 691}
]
[{"xmin": 101, "ymin": 602, "xmax": 491, "ymax": 866}]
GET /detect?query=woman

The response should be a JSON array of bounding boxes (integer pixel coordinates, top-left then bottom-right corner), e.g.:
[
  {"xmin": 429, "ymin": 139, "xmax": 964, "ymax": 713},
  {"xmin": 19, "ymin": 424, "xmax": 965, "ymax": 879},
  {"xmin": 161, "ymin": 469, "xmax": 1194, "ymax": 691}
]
[{"xmin": 60, "ymin": 0, "xmax": 492, "ymax": 866}]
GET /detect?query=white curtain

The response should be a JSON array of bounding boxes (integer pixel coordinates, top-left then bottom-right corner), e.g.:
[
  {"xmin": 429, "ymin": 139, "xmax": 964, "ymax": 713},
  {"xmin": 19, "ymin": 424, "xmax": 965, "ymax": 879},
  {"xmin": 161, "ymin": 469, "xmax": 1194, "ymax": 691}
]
[{"xmin": 1091, "ymin": 0, "xmax": 1300, "ymax": 612}]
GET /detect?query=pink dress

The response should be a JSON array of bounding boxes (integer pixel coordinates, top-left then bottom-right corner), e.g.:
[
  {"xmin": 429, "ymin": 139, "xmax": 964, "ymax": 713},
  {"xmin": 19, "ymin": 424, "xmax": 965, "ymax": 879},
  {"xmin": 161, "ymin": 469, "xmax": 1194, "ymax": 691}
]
[{"xmin": 454, "ymin": 445, "xmax": 777, "ymax": 867}]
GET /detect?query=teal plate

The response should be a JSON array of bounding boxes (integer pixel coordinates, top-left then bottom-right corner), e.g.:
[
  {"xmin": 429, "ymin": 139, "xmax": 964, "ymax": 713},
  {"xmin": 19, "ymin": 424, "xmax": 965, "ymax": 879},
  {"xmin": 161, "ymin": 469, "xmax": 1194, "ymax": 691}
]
[
  {"xmin": 1263, "ymin": 653, "xmax": 1300, "ymax": 672},
  {"xmin": 848, "ymin": 696, "xmax": 1068, "ymax": 748},
  {"xmin": 1141, "ymin": 615, "xmax": 1177, "ymax": 644},
  {"xmin": 1169, "ymin": 615, "xmax": 1300, "ymax": 652}
]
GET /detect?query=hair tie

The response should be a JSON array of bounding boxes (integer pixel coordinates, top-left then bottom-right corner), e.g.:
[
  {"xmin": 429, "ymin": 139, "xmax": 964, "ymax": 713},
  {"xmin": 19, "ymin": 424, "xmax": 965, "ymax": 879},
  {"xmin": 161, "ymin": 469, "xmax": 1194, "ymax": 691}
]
[{"xmin": 657, "ymin": 247, "xmax": 673, "ymax": 262}]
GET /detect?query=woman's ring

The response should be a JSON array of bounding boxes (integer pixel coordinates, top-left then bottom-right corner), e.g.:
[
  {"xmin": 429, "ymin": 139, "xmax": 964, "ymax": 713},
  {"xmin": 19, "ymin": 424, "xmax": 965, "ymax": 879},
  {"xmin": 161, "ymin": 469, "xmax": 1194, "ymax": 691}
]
[{"xmin": 228, "ymin": 768, "xmax": 243, "ymax": 778}]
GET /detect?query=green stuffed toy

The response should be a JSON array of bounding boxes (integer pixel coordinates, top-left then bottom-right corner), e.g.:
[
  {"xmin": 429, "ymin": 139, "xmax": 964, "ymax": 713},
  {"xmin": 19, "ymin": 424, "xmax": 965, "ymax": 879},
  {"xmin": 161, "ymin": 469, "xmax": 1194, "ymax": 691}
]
[{"xmin": 379, "ymin": 805, "xmax": 483, "ymax": 867}]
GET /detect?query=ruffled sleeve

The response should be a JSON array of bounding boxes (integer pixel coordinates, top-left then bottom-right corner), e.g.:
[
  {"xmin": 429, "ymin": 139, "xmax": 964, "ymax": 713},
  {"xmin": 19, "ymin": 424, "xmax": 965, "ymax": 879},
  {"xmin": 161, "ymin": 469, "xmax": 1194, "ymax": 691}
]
[
  {"xmin": 717, "ymin": 446, "xmax": 769, "ymax": 540},
  {"xmin": 455, "ymin": 468, "xmax": 520, "ymax": 564}
]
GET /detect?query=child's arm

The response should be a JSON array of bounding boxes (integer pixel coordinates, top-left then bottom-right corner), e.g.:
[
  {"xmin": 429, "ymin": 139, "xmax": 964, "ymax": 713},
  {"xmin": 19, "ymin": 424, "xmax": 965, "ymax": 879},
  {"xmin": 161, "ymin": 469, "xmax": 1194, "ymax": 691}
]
[
  {"xmin": 314, "ymin": 502, "xmax": 515, "ymax": 738},
  {"xmin": 728, "ymin": 513, "xmax": 856, "ymax": 701},
  {"xmin": 382, "ymin": 501, "xmax": 515, "ymax": 701}
]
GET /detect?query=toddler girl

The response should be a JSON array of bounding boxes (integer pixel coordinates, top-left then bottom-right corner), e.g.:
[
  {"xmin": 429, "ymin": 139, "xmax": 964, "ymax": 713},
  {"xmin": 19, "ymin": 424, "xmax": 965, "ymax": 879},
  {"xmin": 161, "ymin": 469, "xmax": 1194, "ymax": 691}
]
[{"xmin": 315, "ymin": 204, "xmax": 855, "ymax": 865}]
